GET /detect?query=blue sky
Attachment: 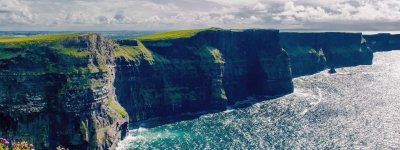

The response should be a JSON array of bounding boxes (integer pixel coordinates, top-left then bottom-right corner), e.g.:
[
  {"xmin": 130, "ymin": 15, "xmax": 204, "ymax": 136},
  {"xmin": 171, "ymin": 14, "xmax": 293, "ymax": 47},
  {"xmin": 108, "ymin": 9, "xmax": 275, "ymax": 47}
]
[{"xmin": 1, "ymin": 0, "xmax": 400, "ymax": 31}]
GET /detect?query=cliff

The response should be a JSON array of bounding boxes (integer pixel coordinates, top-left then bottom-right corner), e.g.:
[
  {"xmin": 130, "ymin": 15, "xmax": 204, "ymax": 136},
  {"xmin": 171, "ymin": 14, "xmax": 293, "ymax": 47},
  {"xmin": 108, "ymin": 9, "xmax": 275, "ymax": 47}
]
[
  {"xmin": 0, "ymin": 34, "xmax": 128, "ymax": 150},
  {"xmin": 280, "ymin": 32, "xmax": 373, "ymax": 76},
  {"xmin": 113, "ymin": 29, "xmax": 293, "ymax": 122},
  {"xmin": 0, "ymin": 29, "xmax": 379, "ymax": 149},
  {"xmin": 363, "ymin": 33, "xmax": 400, "ymax": 51}
]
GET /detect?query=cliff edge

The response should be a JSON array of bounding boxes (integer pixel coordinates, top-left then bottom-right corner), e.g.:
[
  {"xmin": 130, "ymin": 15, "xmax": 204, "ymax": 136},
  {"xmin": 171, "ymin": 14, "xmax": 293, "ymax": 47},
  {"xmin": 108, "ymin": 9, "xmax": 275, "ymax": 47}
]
[{"xmin": 0, "ymin": 34, "xmax": 128, "ymax": 150}]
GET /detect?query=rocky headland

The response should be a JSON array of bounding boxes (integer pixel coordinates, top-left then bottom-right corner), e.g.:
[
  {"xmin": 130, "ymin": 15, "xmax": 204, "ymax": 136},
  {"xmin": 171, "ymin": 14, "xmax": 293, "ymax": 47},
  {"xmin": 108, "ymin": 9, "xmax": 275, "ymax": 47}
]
[{"xmin": 0, "ymin": 34, "xmax": 128, "ymax": 150}]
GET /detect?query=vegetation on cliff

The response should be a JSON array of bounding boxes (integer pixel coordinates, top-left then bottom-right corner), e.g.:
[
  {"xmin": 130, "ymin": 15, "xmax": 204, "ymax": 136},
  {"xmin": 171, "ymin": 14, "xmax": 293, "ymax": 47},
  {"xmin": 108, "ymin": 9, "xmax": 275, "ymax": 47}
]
[
  {"xmin": 0, "ymin": 33, "xmax": 110, "ymax": 74},
  {"xmin": 114, "ymin": 41, "xmax": 157, "ymax": 63},
  {"xmin": 107, "ymin": 98, "xmax": 128, "ymax": 117},
  {"xmin": 0, "ymin": 33, "xmax": 128, "ymax": 150},
  {"xmin": 0, "ymin": 138, "xmax": 35, "ymax": 150}
]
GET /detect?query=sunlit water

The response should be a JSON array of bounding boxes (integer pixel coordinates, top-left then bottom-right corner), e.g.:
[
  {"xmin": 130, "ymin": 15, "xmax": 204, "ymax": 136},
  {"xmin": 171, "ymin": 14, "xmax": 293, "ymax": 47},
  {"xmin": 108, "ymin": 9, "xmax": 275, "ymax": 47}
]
[{"xmin": 117, "ymin": 51, "xmax": 400, "ymax": 149}]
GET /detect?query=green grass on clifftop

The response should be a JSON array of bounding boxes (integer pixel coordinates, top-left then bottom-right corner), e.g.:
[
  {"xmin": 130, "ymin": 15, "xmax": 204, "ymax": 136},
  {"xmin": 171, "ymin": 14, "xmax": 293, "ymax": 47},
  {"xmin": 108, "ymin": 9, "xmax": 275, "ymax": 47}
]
[
  {"xmin": 0, "ymin": 33, "xmax": 107, "ymax": 74},
  {"xmin": 0, "ymin": 33, "xmax": 81, "ymax": 43},
  {"xmin": 135, "ymin": 27, "xmax": 223, "ymax": 41},
  {"xmin": 115, "ymin": 41, "xmax": 170, "ymax": 64},
  {"xmin": 136, "ymin": 29, "xmax": 203, "ymax": 41},
  {"xmin": 51, "ymin": 45, "xmax": 91, "ymax": 58}
]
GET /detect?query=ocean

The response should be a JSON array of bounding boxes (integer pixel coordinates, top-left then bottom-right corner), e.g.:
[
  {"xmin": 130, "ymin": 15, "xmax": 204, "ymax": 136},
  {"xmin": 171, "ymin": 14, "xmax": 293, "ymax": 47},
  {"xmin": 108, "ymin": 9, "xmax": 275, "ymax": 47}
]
[{"xmin": 117, "ymin": 51, "xmax": 400, "ymax": 149}]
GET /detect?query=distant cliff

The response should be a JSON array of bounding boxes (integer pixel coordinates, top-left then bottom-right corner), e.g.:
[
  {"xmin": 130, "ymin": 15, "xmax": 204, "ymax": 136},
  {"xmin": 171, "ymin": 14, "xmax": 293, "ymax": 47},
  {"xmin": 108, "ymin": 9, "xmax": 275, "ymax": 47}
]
[
  {"xmin": 363, "ymin": 33, "xmax": 400, "ymax": 51},
  {"xmin": 113, "ymin": 29, "xmax": 293, "ymax": 122},
  {"xmin": 0, "ymin": 34, "xmax": 128, "ymax": 150},
  {"xmin": 280, "ymin": 32, "xmax": 373, "ymax": 76}
]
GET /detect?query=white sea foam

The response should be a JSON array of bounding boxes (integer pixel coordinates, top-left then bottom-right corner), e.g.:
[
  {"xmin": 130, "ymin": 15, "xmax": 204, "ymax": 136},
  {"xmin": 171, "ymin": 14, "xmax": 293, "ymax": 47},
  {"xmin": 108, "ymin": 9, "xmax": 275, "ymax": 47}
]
[
  {"xmin": 233, "ymin": 96, "xmax": 257, "ymax": 106},
  {"xmin": 310, "ymin": 88, "xmax": 322, "ymax": 106},
  {"xmin": 116, "ymin": 135, "xmax": 146, "ymax": 150},
  {"xmin": 300, "ymin": 109, "xmax": 309, "ymax": 116},
  {"xmin": 224, "ymin": 106, "xmax": 234, "ymax": 113}
]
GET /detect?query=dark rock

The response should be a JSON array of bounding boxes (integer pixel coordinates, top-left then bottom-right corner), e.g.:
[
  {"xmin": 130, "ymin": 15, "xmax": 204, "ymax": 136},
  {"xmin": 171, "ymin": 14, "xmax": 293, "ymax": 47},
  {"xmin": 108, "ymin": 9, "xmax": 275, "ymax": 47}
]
[
  {"xmin": 114, "ymin": 39, "xmax": 138, "ymax": 46},
  {"xmin": 328, "ymin": 65, "xmax": 336, "ymax": 74}
]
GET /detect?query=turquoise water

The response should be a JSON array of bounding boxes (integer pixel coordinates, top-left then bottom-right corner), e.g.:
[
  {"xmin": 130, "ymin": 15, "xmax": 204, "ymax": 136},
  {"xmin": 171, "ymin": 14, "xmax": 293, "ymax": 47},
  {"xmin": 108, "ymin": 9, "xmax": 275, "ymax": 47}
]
[{"xmin": 117, "ymin": 51, "xmax": 400, "ymax": 149}]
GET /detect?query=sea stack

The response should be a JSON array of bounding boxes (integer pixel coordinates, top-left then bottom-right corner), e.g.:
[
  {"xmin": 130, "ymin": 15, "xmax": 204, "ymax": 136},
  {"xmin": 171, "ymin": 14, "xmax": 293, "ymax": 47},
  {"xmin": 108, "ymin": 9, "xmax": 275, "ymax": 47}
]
[{"xmin": 329, "ymin": 64, "xmax": 337, "ymax": 74}]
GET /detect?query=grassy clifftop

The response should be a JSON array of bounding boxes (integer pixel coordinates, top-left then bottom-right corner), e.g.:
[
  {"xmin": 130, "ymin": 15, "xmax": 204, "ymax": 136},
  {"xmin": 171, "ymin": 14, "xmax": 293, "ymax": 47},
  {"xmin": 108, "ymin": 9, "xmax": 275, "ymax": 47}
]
[
  {"xmin": 136, "ymin": 29, "xmax": 203, "ymax": 41},
  {"xmin": 132, "ymin": 27, "xmax": 226, "ymax": 41},
  {"xmin": 0, "ymin": 33, "xmax": 112, "ymax": 74},
  {"xmin": 0, "ymin": 33, "xmax": 82, "ymax": 43},
  {"xmin": 133, "ymin": 27, "xmax": 279, "ymax": 41}
]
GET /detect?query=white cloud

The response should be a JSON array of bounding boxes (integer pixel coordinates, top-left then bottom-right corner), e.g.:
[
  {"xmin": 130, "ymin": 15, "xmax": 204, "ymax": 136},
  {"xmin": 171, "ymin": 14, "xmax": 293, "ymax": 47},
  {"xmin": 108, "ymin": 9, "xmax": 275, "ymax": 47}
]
[
  {"xmin": 144, "ymin": 15, "xmax": 161, "ymax": 24},
  {"xmin": 252, "ymin": 3, "xmax": 267, "ymax": 11},
  {"xmin": 249, "ymin": 16, "xmax": 261, "ymax": 22},
  {"xmin": 143, "ymin": 3, "xmax": 179, "ymax": 11},
  {"xmin": 0, "ymin": 0, "xmax": 37, "ymax": 25},
  {"xmin": 272, "ymin": 16, "xmax": 281, "ymax": 21},
  {"xmin": 271, "ymin": 0, "xmax": 400, "ymax": 29},
  {"xmin": 205, "ymin": 0, "xmax": 259, "ymax": 6},
  {"xmin": 0, "ymin": 0, "xmax": 400, "ymax": 30},
  {"xmin": 65, "ymin": 12, "xmax": 94, "ymax": 24}
]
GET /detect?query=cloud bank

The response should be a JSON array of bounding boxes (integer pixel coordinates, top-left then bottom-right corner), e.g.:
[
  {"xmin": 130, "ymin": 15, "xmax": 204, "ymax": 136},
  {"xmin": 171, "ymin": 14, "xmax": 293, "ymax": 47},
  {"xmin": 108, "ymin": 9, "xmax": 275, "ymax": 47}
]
[{"xmin": 0, "ymin": 0, "xmax": 399, "ymax": 30}]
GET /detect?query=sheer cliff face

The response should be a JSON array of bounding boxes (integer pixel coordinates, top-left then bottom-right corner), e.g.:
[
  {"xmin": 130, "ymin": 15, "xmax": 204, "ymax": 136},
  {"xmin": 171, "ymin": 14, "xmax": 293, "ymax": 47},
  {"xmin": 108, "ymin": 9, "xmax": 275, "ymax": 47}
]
[
  {"xmin": 280, "ymin": 33, "xmax": 327, "ymax": 76},
  {"xmin": 114, "ymin": 29, "xmax": 293, "ymax": 122},
  {"xmin": 390, "ymin": 34, "xmax": 400, "ymax": 50},
  {"xmin": 280, "ymin": 32, "xmax": 373, "ymax": 76},
  {"xmin": 0, "ymin": 34, "xmax": 128, "ymax": 150},
  {"xmin": 363, "ymin": 34, "xmax": 400, "ymax": 51}
]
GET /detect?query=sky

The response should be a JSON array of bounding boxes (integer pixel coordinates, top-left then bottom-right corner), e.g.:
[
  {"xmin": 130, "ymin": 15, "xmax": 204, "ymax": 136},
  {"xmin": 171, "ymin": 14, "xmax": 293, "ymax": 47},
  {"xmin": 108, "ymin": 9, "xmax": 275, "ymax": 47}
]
[{"xmin": 0, "ymin": 0, "xmax": 400, "ymax": 31}]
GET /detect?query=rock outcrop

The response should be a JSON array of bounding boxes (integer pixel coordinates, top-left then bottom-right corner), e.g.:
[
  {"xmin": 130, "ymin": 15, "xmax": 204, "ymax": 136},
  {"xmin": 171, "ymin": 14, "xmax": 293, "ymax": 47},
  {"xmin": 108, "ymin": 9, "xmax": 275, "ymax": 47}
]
[
  {"xmin": 363, "ymin": 33, "xmax": 400, "ymax": 51},
  {"xmin": 280, "ymin": 32, "xmax": 373, "ymax": 76},
  {"xmin": 113, "ymin": 29, "xmax": 293, "ymax": 122},
  {"xmin": 0, "ymin": 34, "xmax": 128, "ymax": 150}
]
